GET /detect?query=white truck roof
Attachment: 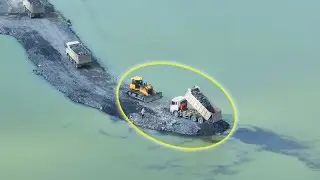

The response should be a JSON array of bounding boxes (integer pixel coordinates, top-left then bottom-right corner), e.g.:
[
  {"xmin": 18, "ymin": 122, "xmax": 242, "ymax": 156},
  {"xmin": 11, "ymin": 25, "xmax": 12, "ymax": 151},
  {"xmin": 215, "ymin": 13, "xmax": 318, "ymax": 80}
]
[
  {"xmin": 66, "ymin": 41, "xmax": 80, "ymax": 46},
  {"xmin": 27, "ymin": 0, "xmax": 43, "ymax": 7},
  {"xmin": 67, "ymin": 41, "xmax": 91, "ymax": 56},
  {"xmin": 172, "ymin": 96, "xmax": 185, "ymax": 102}
]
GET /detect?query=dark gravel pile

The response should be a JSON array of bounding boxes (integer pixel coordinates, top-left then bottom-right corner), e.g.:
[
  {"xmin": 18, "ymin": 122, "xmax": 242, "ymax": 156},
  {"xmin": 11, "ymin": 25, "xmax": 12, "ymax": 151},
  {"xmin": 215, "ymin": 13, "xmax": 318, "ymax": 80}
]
[{"xmin": 190, "ymin": 87, "xmax": 215, "ymax": 113}]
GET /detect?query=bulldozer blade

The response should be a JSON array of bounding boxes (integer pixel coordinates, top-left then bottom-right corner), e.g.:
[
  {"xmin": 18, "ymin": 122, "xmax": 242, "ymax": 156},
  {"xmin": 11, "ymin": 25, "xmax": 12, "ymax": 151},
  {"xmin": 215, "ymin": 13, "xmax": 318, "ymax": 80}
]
[{"xmin": 143, "ymin": 92, "xmax": 163, "ymax": 103}]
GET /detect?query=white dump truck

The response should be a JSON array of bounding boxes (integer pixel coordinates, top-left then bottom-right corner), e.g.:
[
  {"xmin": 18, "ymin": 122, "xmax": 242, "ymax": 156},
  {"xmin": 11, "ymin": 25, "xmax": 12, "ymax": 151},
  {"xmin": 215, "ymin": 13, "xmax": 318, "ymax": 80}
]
[
  {"xmin": 23, "ymin": 0, "xmax": 45, "ymax": 18},
  {"xmin": 65, "ymin": 41, "xmax": 92, "ymax": 68},
  {"xmin": 169, "ymin": 86, "xmax": 222, "ymax": 124}
]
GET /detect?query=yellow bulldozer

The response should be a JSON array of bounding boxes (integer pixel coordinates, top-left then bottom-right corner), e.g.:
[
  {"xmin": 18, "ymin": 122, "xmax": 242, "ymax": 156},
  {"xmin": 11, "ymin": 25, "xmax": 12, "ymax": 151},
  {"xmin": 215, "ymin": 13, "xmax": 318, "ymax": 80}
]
[{"xmin": 127, "ymin": 76, "xmax": 163, "ymax": 103}]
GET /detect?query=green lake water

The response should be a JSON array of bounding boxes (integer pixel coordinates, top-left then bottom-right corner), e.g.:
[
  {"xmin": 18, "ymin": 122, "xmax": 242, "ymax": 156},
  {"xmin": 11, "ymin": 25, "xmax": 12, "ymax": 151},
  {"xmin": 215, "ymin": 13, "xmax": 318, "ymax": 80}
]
[{"xmin": 1, "ymin": 0, "xmax": 320, "ymax": 179}]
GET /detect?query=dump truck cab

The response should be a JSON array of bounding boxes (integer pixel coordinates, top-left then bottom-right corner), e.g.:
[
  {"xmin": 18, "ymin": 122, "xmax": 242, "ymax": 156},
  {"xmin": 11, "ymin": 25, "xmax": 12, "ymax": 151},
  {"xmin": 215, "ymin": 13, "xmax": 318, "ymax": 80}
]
[
  {"xmin": 170, "ymin": 96, "xmax": 188, "ymax": 113},
  {"xmin": 170, "ymin": 95, "xmax": 203, "ymax": 123},
  {"xmin": 169, "ymin": 86, "xmax": 223, "ymax": 124}
]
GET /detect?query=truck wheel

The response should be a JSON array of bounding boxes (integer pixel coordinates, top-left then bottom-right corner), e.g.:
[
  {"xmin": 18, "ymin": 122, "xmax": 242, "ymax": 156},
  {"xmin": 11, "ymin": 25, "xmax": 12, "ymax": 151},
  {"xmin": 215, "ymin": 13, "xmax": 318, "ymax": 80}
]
[
  {"xmin": 197, "ymin": 117, "xmax": 204, "ymax": 124},
  {"xmin": 72, "ymin": 60, "xmax": 76, "ymax": 66},
  {"xmin": 173, "ymin": 111, "xmax": 179, "ymax": 117},
  {"xmin": 191, "ymin": 115, "xmax": 197, "ymax": 122},
  {"xmin": 74, "ymin": 62, "xmax": 79, "ymax": 68},
  {"xmin": 67, "ymin": 54, "xmax": 71, "ymax": 61}
]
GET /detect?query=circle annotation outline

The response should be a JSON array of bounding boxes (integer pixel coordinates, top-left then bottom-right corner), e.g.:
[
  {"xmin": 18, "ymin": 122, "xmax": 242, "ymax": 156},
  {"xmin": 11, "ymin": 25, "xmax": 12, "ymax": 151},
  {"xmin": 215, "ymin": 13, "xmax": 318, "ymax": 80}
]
[{"xmin": 115, "ymin": 61, "xmax": 238, "ymax": 152}]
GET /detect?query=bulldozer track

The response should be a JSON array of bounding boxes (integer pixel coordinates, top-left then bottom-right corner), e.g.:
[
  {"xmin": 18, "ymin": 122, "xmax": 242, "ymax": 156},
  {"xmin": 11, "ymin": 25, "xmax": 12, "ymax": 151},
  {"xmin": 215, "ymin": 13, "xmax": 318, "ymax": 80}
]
[{"xmin": 126, "ymin": 90, "xmax": 162, "ymax": 103}]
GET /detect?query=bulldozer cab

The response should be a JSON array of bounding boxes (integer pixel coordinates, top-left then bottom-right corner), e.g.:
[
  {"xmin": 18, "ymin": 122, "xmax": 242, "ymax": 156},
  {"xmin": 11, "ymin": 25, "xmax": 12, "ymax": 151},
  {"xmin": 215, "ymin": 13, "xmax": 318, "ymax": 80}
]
[
  {"xmin": 127, "ymin": 76, "xmax": 163, "ymax": 102},
  {"xmin": 131, "ymin": 76, "xmax": 143, "ymax": 88}
]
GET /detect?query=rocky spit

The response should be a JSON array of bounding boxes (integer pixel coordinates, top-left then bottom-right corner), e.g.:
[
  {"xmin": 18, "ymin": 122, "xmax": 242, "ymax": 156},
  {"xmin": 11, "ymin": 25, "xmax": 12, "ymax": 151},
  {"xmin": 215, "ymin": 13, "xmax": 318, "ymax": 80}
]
[{"xmin": 0, "ymin": 0, "xmax": 231, "ymax": 136}]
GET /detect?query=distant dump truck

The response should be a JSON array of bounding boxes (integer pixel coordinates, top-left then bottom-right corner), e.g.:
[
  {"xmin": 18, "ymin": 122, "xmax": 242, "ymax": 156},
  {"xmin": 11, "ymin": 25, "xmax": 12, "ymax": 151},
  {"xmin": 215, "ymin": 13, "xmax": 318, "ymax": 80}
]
[
  {"xmin": 65, "ymin": 41, "xmax": 92, "ymax": 68},
  {"xmin": 169, "ymin": 86, "xmax": 222, "ymax": 124},
  {"xmin": 23, "ymin": 0, "xmax": 45, "ymax": 18}
]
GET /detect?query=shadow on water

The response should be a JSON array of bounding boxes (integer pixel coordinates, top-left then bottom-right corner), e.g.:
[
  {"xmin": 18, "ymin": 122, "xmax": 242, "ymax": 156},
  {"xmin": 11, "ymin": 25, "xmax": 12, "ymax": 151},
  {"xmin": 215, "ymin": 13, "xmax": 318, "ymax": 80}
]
[
  {"xmin": 106, "ymin": 114, "xmax": 320, "ymax": 170},
  {"xmin": 144, "ymin": 150, "xmax": 253, "ymax": 179},
  {"xmin": 98, "ymin": 129, "xmax": 128, "ymax": 139},
  {"xmin": 233, "ymin": 125, "xmax": 320, "ymax": 169}
]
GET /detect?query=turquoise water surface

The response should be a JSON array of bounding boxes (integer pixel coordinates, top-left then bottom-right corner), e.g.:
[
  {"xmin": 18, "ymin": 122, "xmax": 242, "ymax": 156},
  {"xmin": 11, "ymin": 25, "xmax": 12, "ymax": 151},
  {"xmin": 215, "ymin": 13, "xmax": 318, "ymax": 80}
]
[{"xmin": 1, "ymin": 0, "xmax": 320, "ymax": 179}]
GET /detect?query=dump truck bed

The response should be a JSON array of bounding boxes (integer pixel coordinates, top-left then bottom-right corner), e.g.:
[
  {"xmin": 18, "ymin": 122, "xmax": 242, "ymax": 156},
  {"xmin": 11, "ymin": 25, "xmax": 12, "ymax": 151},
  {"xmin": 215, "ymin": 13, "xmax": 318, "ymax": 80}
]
[
  {"xmin": 185, "ymin": 89, "xmax": 212, "ymax": 120},
  {"xmin": 24, "ymin": 0, "xmax": 45, "ymax": 13},
  {"xmin": 69, "ymin": 43, "xmax": 91, "ymax": 56},
  {"xmin": 190, "ymin": 87, "xmax": 215, "ymax": 113},
  {"xmin": 28, "ymin": 0, "xmax": 42, "ymax": 6},
  {"xmin": 184, "ymin": 86, "xmax": 221, "ymax": 122},
  {"xmin": 68, "ymin": 43, "xmax": 92, "ymax": 65}
]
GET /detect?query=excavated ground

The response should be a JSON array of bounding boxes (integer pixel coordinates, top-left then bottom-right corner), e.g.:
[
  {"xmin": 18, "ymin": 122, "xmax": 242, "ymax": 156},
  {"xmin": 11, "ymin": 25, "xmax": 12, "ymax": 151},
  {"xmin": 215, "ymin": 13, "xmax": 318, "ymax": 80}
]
[{"xmin": 0, "ymin": 0, "xmax": 231, "ymax": 136}]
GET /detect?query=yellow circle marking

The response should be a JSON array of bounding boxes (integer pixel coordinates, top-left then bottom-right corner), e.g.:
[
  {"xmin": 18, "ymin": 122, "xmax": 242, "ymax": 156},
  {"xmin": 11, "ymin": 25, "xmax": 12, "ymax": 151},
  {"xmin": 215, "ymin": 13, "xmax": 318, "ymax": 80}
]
[{"xmin": 116, "ymin": 61, "xmax": 238, "ymax": 152}]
